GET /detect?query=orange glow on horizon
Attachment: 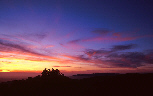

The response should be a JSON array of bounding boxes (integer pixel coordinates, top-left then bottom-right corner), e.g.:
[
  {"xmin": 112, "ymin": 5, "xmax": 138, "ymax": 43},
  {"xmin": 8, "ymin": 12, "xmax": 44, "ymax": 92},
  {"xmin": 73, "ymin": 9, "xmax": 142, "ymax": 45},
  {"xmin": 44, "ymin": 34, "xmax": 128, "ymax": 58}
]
[
  {"xmin": 1, "ymin": 70, "xmax": 10, "ymax": 72},
  {"xmin": 0, "ymin": 49, "xmax": 150, "ymax": 74}
]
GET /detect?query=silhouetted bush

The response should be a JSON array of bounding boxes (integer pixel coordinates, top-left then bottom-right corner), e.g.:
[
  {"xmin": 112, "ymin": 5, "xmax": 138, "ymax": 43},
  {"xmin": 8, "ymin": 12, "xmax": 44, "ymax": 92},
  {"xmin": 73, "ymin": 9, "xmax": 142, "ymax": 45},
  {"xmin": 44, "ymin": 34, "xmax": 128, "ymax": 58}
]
[{"xmin": 41, "ymin": 68, "xmax": 64, "ymax": 77}]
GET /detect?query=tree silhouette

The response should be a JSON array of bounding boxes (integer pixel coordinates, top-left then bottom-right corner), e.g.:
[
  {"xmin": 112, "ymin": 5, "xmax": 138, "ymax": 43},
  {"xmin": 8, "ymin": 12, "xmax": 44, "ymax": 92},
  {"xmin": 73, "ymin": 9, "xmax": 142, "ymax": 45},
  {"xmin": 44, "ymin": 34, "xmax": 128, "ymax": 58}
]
[{"xmin": 41, "ymin": 68, "xmax": 64, "ymax": 77}]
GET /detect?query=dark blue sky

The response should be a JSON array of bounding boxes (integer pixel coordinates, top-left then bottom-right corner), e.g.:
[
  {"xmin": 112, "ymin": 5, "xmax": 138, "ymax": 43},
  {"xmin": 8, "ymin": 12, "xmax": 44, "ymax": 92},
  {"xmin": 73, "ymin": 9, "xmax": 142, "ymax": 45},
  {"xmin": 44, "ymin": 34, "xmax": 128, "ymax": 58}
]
[{"xmin": 0, "ymin": 0, "xmax": 153, "ymax": 74}]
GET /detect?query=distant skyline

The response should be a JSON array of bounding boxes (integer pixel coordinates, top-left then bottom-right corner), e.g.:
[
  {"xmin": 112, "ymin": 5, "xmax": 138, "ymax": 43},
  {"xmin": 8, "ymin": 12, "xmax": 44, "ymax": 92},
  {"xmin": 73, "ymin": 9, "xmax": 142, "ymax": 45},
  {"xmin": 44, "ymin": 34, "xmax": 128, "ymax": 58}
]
[{"xmin": 0, "ymin": 0, "xmax": 153, "ymax": 75}]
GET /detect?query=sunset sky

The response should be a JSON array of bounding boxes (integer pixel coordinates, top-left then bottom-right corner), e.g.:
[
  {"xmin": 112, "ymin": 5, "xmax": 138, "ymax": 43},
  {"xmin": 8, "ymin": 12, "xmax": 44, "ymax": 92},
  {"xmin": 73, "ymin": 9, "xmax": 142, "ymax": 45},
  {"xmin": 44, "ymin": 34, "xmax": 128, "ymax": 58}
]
[{"xmin": 0, "ymin": 0, "xmax": 153, "ymax": 75}]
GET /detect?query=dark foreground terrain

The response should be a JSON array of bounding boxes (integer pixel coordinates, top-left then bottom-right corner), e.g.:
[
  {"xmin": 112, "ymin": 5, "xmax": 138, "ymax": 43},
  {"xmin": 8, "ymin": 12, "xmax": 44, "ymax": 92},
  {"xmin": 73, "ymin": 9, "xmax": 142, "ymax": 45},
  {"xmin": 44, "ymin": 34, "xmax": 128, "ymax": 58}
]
[{"xmin": 0, "ymin": 73, "xmax": 153, "ymax": 96}]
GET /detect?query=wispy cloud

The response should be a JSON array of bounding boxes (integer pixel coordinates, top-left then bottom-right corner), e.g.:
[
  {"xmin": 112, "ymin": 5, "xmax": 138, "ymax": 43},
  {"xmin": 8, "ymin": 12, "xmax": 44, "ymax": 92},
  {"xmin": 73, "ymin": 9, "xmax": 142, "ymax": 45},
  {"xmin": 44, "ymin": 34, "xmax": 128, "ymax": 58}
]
[
  {"xmin": 44, "ymin": 45, "xmax": 54, "ymax": 48},
  {"xmin": 0, "ymin": 39, "xmax": 59, "ymax": 61},
  {"xmin": 67, "ymin": 30, "xmax": 153, "ymax": 44},
  {"xmin": 85, "ymin": 44, "xmax": 136, "ymax": 57},
  {"xmin": 111, "ymin": 44, "xmax": 137, "ymax": 51},
  {"xmin": 67, "ymin": 39, "xmax": 81, "ymax": 44},
  {"xmin": 60, "ymin": 41, "xmax": 84, "ymax": 50},
  {"xmin": 62, "ymin": 44, "xmax": 153, "ymax": 68},
  {"xmin": 82, "ymin": 36, "xmax": 139, "ymax": 42},
  {"xmin": 112, "ymin": 32, "xmax": 121, "ymax": 37},
  {"xmin": 0, "ymin": 39, "xmax": 43, "ymax": 56},
  {"xmin": 52, "ymin": 66, "xmax": 71, "ymax": 67},
  {"xmin": 105, "ymin": 52, "xmax": 146, "ymax": 68},
  {"xmin": 15, "ymin": 33, "xmax": 47, "ymax": 43},
  {"xmin": 92, "ymin": 28, "xmax": 112, "ymax": 35}
]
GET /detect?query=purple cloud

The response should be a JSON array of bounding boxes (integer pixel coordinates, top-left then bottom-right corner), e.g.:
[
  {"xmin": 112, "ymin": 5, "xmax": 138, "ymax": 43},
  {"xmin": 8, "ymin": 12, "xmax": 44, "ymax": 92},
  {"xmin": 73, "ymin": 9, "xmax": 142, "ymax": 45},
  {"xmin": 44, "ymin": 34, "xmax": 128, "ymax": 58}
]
[
  {"xmin": 92, "ymin": 28, "xmax": 112, "ymax": 35},
  {"xmin": 85, "ymin": 44, "xmax": 137, "ymax": 57},
  {"xmin": 64, "ymin": 44, "xmax": 153, "ymax": 68},
  {"xmin": 67, "ymin": 39, "xmax": 81, "ymax": 44},
  {"xmin": 0, "ymin": 39, "xmax": 57, "ymax": 60},
  {"xmin": 111, "ymin": 44, "xmax": 137, "ymax": 51}
]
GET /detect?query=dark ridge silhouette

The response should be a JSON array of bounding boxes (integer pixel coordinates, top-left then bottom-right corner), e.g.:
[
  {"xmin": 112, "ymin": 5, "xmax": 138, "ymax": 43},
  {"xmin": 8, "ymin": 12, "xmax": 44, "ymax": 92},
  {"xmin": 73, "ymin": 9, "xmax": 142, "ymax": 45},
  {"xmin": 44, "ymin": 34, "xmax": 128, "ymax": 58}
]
[
  {"xmin": 73, "ymin": 73, "xmax": 119, "ymax": 77},
  {"xmin": 0, "ymin": 68, "xmax": 153, "ymax": 96}
]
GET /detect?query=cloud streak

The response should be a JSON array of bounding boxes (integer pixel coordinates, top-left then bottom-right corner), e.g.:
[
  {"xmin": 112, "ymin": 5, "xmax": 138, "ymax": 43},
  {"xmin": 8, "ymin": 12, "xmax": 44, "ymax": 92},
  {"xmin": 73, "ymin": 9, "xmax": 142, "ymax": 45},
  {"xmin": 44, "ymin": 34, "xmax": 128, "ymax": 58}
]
[
  {"xmin": 0, "ymin": 39, "xmax": 43, "ymax": 56},
  {"xmin": 52, "ymin": 66, "xmax": 71, "ymax": 67},
  {"xmin": 85, "ymin": 44, "xmax": 136, "ymax": 57},
  {"xmin": 67, "ymin": 30, "xmax": 153, "ymax": 44},
  {"xmin": 92, "ymin": 28, "xmax": 112, "ymax": 35},
  {"xmin": 63, "ymin": 44, "xmax": 153, "ymax": 69},
  {"xmin": 0, "ymin": 39, "xmax": 59, "ymax": 61},
  {"xmin": 111, "ymin": 44, "xmax": 137, "ymax": 51}
]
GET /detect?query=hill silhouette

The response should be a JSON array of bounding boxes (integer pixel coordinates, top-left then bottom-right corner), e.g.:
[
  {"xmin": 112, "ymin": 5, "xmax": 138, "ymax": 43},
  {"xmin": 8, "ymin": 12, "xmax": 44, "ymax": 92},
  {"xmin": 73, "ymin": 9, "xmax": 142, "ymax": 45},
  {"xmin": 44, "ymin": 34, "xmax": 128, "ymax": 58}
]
[{"xmin": 0, "ymin": 68, "xmax": 153, "ymax": 96}]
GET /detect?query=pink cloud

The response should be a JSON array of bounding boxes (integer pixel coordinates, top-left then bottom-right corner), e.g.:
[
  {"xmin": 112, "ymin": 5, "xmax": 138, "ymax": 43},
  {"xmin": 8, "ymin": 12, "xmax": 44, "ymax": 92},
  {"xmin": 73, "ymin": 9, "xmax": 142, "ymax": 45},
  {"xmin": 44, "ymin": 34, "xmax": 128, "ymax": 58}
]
[
  {"xmin": 112, "ymin": 32, "xmax": 121, "ymax": 37},
  {"xmin": 82, "ymin": 34, "xmax": 152, "ymax": 42},
  {"xmin": 53, "ymin": 66, "xmax": 71, "ymax": 67},
  {"xmin": 61, "ymin": 43, "xmax": 84, "ymax": 50},
  {"xmin": 44, "ymin": 45, "xmax": 54, "ymax": 48},
  {"xmin": 27, "ymin": 45, "xmax": 38, "ymax": 49},
  {"xmin": 63, "ymin": 31, "xmax": 76, "ymax": 39}
]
